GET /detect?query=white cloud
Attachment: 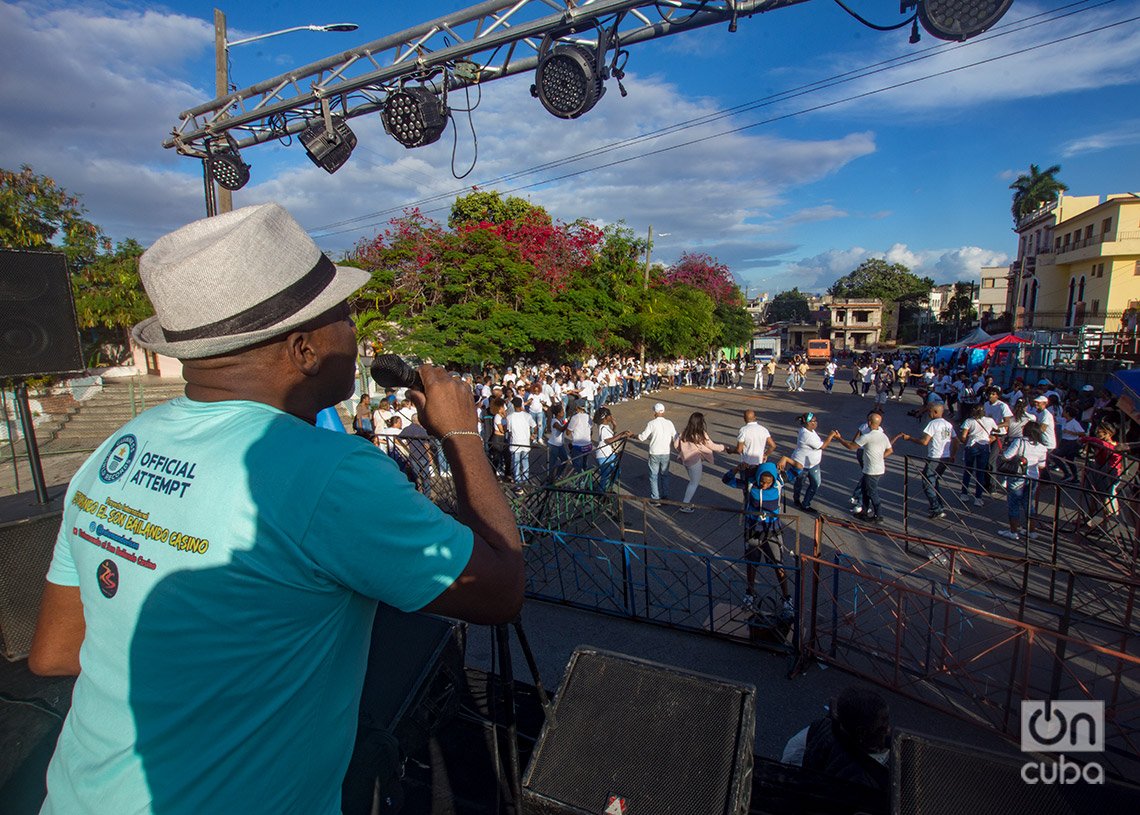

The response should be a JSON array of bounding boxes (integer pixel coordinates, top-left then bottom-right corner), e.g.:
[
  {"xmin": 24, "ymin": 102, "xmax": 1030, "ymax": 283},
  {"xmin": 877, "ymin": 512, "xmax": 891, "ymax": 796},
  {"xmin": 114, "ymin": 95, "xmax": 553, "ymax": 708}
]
[
  {"xmin": 785, "ymin": 243, "xmax": 1009, "ymax": 291},
  {"xmin": 0, "ymin": 0, "xmax": 880, "ymax": 264},
  {"xmin": 804, "ymin": 3, "xmax": 1140, "ymax": 116},
  {"xmin": 1062, "ymin": 121, "xmax": 1140, "ymax": 157}
]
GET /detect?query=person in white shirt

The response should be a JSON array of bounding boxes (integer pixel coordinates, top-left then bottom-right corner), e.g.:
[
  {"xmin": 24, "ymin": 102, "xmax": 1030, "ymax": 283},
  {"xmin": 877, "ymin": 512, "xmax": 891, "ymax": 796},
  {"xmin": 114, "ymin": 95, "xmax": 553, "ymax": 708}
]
[
  {"xmin": 998, "ymin": 421, "xmax": 1050, "ymax": 541},
  {"xmin": 566, "ymin": 400, "xmax": 593, "ymax": 472},
  {"xmin": 735, "ymin": 409, "xmax": 777, "ymax": 485},
  {"xmin": 823, "ymin": 360, "xmax": 838, "ymax": 394},
  {"xmin": 789, "ymin": 412, "xmax": 839, "ymax": 514},
  {"xmin": 1030, "ymin": 393, "xmax": 1057, "ymax": 450},
  {"xmin": 636, "ymin": 403, "xmax": 678, "ymax": 502},
  {"xmin": 836, "ymin": 411, "xmax": 892, "ymax": 523},
  {"xmin": 894, "ymin": 400, "xmax": 956, "ymax": 519},
  {"xmin": 958, "ymin": 404, "xmax": 998, "ymax": 505},
  {"xmin": 982, "ymin": 388, "xmax": 1013, "ymax": 482},
  {"xmin": 505, "ymin": 397, "xmax": 537, "ymax": 489},
  {"xmin": 1054, "ymin": 404, "xmax": 1086, "ymax": 481}
]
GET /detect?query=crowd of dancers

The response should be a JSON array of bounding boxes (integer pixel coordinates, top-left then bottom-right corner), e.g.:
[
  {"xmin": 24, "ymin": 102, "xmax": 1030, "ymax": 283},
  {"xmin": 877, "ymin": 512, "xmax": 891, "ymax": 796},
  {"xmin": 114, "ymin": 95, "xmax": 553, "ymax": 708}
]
[{"xmin": 350, "ymin": 350, "xmax": 1130, "ymax": 543}]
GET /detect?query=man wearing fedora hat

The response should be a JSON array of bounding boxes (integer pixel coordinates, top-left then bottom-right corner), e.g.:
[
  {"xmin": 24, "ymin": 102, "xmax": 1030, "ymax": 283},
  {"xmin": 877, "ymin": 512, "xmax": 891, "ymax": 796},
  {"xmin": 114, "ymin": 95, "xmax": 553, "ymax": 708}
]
[{"xmin": 29, "ymin": 204, "xmax": 522, "ymax": 814}]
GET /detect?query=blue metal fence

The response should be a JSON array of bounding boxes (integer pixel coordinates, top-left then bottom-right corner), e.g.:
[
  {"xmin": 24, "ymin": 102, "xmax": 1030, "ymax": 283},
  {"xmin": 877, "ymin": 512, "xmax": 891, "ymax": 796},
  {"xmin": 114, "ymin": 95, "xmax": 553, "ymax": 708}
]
[{"xmin": 520, "ymin": 522, "xmax": 801, "ymax": 654}]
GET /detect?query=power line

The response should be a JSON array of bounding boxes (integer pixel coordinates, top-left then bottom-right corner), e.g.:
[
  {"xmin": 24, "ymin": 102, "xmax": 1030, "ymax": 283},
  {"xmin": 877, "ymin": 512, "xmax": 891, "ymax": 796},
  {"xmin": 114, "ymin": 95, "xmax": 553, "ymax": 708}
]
[
  {"xmin": 311, "ymin": 2, "xmax": 1134, "ymax": 239},
  {"xmin": 309, "ymin": 0, "xmax": 1111, "ymax": 235}
]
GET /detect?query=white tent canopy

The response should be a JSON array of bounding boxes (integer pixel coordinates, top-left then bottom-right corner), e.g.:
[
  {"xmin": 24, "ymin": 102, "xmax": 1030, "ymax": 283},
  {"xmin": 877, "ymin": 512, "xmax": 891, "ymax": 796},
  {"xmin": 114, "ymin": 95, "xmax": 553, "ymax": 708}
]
[{"xmin": 941, "ymin": 327, "xmax": 992, "ymax": 348}]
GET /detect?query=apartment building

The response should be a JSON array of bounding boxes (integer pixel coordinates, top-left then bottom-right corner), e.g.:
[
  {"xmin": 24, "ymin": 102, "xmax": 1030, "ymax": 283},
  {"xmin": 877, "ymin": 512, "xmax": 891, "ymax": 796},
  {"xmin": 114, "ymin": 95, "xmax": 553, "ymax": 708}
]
[
  {"xmin": 824, "ymin": 298, "xmax": 883, "ymax": 350},
  {"xmin": 978, "ymin": 266, "xmax": 1009, "ymax": 323},
  {"xmin": 1025, "ymin": 194, "xmax": 1140, "ymax": 331}
]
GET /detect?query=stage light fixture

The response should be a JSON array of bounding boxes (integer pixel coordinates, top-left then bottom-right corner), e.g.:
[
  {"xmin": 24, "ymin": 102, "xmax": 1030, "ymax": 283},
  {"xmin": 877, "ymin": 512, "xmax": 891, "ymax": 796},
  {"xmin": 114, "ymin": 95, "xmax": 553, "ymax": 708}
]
[
  {"xmin": 299, "ymin": 115, "xmax": 357, "ymax": 174},
  {"xmin": 917, "ymin": 0, "xmax": 1013, "ymax": 41},
  {"xmin": 531, "ymin": 44, "xmax": 606, "ymax": 120},
  {"xmin": 206, "ymin": 134, "xmax": 250, "ymax": 191},
  {"xmin": 381, "ymin": 86, "xmax": 449, "ymax": 149}
]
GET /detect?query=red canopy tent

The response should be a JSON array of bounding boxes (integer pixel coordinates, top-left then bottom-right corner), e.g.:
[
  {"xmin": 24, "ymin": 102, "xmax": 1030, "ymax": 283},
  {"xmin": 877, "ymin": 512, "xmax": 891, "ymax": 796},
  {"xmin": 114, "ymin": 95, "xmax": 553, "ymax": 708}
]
[{"xmin": 969, "ymin": 332, "xmax": 1029, "ymax": 351}]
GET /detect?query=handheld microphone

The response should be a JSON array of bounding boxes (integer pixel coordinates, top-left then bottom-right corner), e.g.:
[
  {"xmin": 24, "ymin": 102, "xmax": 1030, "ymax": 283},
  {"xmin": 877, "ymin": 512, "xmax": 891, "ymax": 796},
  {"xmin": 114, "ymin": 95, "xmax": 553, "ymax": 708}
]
[{"xmin": 370, "ymin": 354, "xmax": 423, "ymax": 391}]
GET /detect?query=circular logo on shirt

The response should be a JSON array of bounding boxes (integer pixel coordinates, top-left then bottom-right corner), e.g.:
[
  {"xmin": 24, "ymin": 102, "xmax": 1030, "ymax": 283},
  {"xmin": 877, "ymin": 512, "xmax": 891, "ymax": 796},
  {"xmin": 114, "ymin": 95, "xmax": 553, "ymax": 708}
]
[
  {"xmin": 99, "ymin": 434, "xmax": 137, "ymax": 483},
  {"xmin": 97, "ymin": 559, "xmax": 119, "ymax": 598}
]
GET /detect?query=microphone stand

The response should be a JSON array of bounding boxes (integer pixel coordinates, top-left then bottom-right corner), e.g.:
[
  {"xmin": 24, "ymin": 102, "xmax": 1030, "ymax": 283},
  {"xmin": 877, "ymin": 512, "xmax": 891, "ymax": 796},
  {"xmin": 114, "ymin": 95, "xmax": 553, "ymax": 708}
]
[{"xmin": 489, "ymin": 615, "xmax": 552, "ymax": 813}]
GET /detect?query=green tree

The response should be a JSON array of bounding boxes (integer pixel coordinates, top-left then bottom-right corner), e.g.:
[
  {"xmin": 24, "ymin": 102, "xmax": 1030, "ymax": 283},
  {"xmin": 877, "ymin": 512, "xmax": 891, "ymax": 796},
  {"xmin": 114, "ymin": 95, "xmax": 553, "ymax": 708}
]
[
  {"xmin": 713, "ymin": 302, "xmax": 753, "ymax": 349},
  {"xmin": 71, "ymin": 239, "xmax": 153, "ymax": 366},
  {"xmin": 767, "ymin": 288, "xmax": 811, "ymax": 322},
  {"xmin": 1009, "ymin": 163, "xmax": 1068, "ymax": 223},
  {"xmin": 828, "ymin": 259, "xmax": 932, "ymax": 303},
  {"xmin": 0, "ymin": 165, "xmax": 106, "ymax": 266},
  {"xmin": 448, "ymin": 190, "xmax": 543, "ymax": 229}
]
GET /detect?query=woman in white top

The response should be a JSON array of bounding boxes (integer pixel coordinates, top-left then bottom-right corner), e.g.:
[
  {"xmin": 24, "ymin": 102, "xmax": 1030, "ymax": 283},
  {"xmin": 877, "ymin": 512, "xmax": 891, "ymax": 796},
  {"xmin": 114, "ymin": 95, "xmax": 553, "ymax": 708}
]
[
  {"xmin": 958, "ymin": 404, "xmax": 998, "ymax": 505},
  {"xmin": 1006, "ymin": 398, "xmax": 1031, "ymax": 440},
  {"xmin": 672, "ymin": 412, "xmax": 727, "ymax": 512},
  {"xmin": 998, "ymin": 421, "xmax": 1049, "ymax": 541},
  {"xmin": 545, "ymin": 402, "xmax": 570, "ymax": 480},
  {"xmin": 790, "ymin": 412, "xmax": 839, "ymax": 514},
  {"xmin": 593, "ymin": 407, "xmax": 631, "ymax": 492}
]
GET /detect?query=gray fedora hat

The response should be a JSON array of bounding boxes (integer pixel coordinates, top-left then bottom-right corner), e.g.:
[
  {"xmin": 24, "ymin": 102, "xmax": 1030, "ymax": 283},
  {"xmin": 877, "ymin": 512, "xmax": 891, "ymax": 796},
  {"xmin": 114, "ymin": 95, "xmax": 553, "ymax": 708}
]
[{"xmin": 132, "ymin": 203, "xmax": 370, "ymax": 359}]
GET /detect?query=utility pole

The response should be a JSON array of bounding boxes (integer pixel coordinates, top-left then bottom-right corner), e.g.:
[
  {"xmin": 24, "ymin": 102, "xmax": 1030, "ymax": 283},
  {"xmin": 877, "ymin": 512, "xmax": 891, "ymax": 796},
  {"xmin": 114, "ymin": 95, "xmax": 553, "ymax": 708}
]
[
  {"xmin": 640, "ymin": 224, "xmax": 652, "ymax": 366},
  {"xmin": 214, "ymin": 8, "xmax": 233, "ymax": 214}
]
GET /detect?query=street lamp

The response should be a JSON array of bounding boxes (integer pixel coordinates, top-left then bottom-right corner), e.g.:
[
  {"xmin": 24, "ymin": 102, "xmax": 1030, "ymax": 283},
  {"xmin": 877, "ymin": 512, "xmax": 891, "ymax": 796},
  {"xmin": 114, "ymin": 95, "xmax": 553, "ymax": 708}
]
[
  {"xmin": 640, "ymin": 225, "xmax": 670, "ymax": 365},
  {"xmin": 210, "ymin": 9, "xmax": 359, "ymax": 215}
]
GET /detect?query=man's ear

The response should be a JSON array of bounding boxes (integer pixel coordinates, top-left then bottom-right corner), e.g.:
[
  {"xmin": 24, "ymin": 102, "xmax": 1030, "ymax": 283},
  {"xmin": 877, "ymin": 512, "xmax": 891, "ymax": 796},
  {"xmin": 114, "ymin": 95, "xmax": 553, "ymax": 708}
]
[{"xmin": 284, "ymin": 329, "xmax": 321, "ymax": 376}]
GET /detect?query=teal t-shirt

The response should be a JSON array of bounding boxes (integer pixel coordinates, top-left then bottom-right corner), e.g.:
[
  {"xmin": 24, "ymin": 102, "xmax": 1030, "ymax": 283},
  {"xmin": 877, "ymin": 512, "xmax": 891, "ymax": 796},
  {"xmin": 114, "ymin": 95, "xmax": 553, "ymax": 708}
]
[{"xmin": 42, "ymin": 398, "xmax": 473, "ymax": 815}]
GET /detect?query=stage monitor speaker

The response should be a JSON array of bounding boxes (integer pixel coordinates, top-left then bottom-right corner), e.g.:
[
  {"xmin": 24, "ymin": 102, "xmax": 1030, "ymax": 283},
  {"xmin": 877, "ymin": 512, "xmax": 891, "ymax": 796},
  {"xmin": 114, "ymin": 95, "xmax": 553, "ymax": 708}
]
[
  {"xmin": 342, "ymin": 605, "xmax": 465, "ymax": 815},
  {"xmin": 0, "ymin": 512, "xmax": 62, "ymax": 661},
  {"xmin": 522, "ymin": 648, "xmax": 756, "ymax": 815},
  {"xmin": 892, "ymin": 730, "xmax": 1140, "ymax": 814},
  {"xmin": 0, "ymin": 249, "xmax": 84, "ymax": 379}
]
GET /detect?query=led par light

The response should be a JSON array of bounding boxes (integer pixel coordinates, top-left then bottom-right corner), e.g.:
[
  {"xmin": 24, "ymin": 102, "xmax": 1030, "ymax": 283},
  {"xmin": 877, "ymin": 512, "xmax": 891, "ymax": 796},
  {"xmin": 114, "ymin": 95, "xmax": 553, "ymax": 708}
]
[
  {"xmin": 300, "ymin": 115, "xmax": 357, "ymax": 174},
  {"xmin": 531, "ymin": 44, "xmax": 606, "ymax": 120},
  {"xmin": 381, "ymin": 86, "xmax": 449, "ymax": 149},
  {"xmin": 206, "ymin": 134, "xmax": 250, "ymax": 191},
  {"xmin": 917, "ymin": 0, "xmax": 1014, "ymax": 41}
]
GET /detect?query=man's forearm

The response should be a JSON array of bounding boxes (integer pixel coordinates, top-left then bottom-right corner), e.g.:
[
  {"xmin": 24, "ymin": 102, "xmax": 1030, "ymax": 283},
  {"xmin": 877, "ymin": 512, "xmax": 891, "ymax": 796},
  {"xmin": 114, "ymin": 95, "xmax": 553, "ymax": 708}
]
[{"xmin": 444, "ymin": 436, "xmax": 520, "ymax": 556}]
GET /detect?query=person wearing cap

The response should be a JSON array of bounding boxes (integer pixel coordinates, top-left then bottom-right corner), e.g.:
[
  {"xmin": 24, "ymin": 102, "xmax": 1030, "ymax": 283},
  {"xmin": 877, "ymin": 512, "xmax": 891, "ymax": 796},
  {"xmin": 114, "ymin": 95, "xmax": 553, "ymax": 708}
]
[
  {"xmin": 1030, "ymin": 392, "xmax": 1058, "ymax": 452},
  {"xmin": 636, "ymin": 403, "xmax": 678, "ymax": 504},
  {"xmin": 28, "ymin": 204, "xmax": 523, "ymax": 815}
]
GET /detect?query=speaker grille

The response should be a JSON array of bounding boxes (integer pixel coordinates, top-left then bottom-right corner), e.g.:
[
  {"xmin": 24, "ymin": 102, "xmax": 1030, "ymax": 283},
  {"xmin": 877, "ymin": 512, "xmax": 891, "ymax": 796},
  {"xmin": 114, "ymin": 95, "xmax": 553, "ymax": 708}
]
[
  {"xmin": 893, "ymin": 731, "xmax": 1140, "ymax": 814},
  {"xmin": 524, "ymin": 649, "xmax": 755, "ymax": 815},
  {"xmin": 0, "ymin": 250, "xmax": 84, "ymax": 378},
  {"xmin": 0, "ymin": 513, "xmax": 62, "ymax": 660}
]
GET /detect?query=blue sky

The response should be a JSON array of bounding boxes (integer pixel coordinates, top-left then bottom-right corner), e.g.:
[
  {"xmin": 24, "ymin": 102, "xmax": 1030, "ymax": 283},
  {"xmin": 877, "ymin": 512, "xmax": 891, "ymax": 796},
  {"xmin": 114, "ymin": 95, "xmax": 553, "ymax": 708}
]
[{"xmin": 2, "ymin": 0, "xmax": 1138, "ymax": 295}]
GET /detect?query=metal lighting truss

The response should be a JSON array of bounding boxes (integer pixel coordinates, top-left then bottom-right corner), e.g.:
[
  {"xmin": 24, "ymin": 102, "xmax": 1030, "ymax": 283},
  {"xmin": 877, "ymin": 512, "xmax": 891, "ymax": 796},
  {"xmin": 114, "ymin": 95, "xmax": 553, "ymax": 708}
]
[{"xmin": 164, "ymin": 0, "xmax": 812, "ymax": 157}]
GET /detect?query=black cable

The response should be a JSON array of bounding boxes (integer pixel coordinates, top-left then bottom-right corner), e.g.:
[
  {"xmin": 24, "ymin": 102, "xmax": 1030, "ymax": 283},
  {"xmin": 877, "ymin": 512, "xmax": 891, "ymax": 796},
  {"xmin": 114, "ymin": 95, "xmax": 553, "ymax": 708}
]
[
  {"xmin": 450, "ymin": 83, "xmax": 480, "ymax": 180},
  {"xmin": 831, "ymin": 0, "xmax": 916, "ymax": 31},
  {"xmin": 309, "ymin": 0, "xmax": 1118, "ymax": 237}
]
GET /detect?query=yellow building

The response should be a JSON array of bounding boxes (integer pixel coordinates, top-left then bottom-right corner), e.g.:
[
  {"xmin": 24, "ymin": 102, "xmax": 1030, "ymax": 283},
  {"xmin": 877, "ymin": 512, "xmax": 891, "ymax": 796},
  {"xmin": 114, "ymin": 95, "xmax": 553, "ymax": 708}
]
[{"xmin": 1011, "ymin": 194, "xmax": 1140, "ymax": 331}]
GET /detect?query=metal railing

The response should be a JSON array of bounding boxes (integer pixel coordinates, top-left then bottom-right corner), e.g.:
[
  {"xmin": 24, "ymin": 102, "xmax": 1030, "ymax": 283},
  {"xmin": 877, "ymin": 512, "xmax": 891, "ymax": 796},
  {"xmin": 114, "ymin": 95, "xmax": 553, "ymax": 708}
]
[{"xmin": 800, "ymin": 546, "xmax": 1140, "ymax": 776}]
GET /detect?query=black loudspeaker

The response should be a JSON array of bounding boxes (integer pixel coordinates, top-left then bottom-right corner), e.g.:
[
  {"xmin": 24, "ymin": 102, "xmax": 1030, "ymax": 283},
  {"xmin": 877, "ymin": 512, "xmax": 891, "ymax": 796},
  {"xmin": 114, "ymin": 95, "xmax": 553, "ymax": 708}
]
[
  {"xmin": 892, "ymin": 730, "xmax": 1140, "ymax": 814},
  {"xmin": 0, "ymin": 512, "xmax": 62, "ymax": 660},
  {"xmin": 342, "ymin": 605, "xmax": 465, "ymax": 815},
  {"xmin": 523, "ymin": 648, "xmax": 756, "ymax": 815},
  {"xmin": 0, "ymin": 250, "xmax": 84, "ymax": 378}
]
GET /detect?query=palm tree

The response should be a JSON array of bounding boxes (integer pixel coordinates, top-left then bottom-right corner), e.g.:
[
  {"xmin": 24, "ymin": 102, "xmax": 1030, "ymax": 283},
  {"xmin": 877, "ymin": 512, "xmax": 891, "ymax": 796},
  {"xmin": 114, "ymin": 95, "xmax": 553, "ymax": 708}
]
[{"xmin": 1009, "ymin": 163, "xmax": 1068, "ymax": 223}]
